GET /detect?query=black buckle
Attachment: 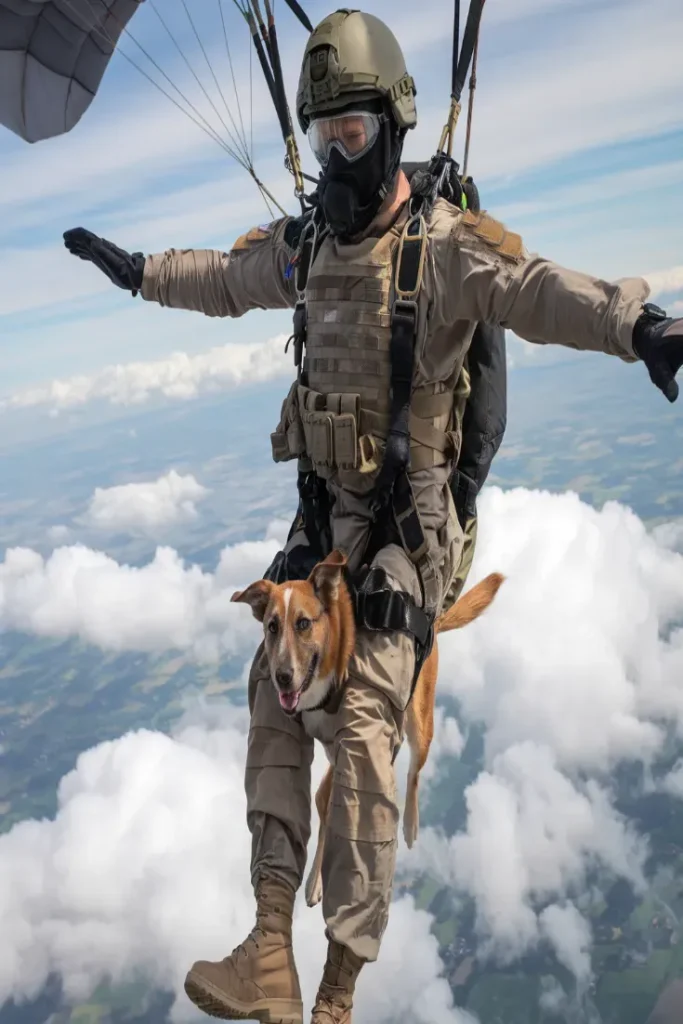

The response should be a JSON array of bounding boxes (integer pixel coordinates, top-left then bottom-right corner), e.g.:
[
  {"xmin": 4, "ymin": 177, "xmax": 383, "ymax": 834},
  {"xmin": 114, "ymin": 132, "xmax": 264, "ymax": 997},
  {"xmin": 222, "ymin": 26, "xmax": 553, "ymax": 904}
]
[
  {"xmin": 391, "ymin": 298, "xmax": 418, "ymax": 333},
  {"xmin": 642, "ymin": 302, "xmax": 668, "ymax": 320},
  {"xmin": 355, "ymin": 586, "xmax": 403, "ymax": 633}
]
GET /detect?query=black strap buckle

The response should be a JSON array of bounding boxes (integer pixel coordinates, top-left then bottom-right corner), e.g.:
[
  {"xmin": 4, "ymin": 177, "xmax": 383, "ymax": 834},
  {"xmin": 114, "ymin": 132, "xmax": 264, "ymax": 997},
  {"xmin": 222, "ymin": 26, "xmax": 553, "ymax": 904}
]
[
  {"xmin": 351, "ymin": 567, "xmax": 434, "ymax": 648},
  {"xmin": 350, "ymin": 565, "xmax": 436, "ymax": 700}
]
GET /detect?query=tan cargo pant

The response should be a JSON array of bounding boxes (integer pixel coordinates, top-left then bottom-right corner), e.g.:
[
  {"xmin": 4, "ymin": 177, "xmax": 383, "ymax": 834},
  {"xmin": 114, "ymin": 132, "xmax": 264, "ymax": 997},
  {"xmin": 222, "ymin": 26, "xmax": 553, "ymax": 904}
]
[{"xmin": 244, "ymin": 540, "xmax": 421, "ymax": 963}]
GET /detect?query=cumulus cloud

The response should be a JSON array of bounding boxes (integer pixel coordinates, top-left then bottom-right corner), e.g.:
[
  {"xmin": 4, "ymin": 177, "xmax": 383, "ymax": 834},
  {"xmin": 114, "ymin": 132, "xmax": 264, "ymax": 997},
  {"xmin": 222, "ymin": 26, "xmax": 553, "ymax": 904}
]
[
  {"xmin": 83, "ymin": 470, "xmax": 210, "ymax": 534},
  {"xmin": 539, "ymin": 902, "xmax": 592, "ymax": 982},
  {"xmin": 0, "ymin": 701, "xmax": 472, "ymax": 1023},
  {"xmin": 2, "ymin": 334, "xmax": 291, "ymax": 413},
  {"xmin": 2, "ymin": 487, "xmax": 683, "ymax": 1009},
  {"xmin": 653, "ymin": 518, "xmax": 683, "ymax": 555},
  {"xmin": 46, "ymin": 524, "xmax": 71, "ymax": 544},
  {"xmin": 410, "ymin": 744, "xmax": 647, "ymax": 970},
  {"xmin": 661, "ymin": 762, "xmax": 683, "ymax": 800},
  {"xmin": 0, "ymin": 524, "xmax": 290, "ymax": 662},
  {"xmin": 400, "ymin": 486, "xmax": 683, "ymax": 977}
]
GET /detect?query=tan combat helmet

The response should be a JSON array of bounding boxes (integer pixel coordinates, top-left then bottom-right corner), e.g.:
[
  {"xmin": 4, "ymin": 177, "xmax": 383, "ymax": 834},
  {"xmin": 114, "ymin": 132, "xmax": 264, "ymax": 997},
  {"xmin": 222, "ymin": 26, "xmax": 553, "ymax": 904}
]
[{"xmin": 296, "ymin": 8, "xmax": 417, "ymax": 132}]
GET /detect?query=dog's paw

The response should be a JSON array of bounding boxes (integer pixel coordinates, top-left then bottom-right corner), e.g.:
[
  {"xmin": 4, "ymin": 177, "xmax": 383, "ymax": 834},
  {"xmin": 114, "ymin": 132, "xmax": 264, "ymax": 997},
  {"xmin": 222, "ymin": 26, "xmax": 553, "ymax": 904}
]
[{"xmin": 305, "ymin": 870, "xmax": 323, "ymax": 907}]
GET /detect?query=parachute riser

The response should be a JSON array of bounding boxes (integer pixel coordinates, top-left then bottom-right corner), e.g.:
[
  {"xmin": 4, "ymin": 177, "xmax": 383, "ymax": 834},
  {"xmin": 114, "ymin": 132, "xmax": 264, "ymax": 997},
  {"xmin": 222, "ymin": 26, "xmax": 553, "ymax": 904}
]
[
  {"xmin": 240, "ymin": 0, "xmax": 310, "ymax": 211},
  {"xmin": 437, "ymin": 95, "xmax": 462, "ymax": 160},
  {"xmin": 433, "ymin": 0, "xmax": 486, "ymax": 193}
]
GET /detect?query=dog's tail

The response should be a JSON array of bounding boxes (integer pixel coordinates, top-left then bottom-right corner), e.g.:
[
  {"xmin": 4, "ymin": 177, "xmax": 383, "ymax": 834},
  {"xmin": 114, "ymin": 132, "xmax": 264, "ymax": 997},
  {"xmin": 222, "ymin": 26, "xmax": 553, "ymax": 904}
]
[{"xmin": 435, "ymin": 572, "xmax": 505, "ymax": 634}]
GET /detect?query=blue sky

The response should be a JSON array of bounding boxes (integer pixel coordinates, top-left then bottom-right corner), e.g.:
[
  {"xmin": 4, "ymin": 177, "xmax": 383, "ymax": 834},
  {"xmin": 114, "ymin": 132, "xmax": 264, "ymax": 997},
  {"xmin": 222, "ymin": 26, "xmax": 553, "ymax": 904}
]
[{"xmin": 1, "ymin": 0, "xmax": 682, "ymax": 398}]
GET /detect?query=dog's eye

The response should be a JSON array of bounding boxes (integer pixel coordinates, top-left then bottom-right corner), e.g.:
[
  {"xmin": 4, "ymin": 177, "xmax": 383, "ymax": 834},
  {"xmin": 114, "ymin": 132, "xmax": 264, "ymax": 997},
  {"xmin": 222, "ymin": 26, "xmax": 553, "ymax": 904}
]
[
  {"xmin": 267, "ymin": 619, "xmax": 278, "ymax": 634},
  {"xmin": 296, "ymin": 617, "xmax": 311, "ymax": 631}
]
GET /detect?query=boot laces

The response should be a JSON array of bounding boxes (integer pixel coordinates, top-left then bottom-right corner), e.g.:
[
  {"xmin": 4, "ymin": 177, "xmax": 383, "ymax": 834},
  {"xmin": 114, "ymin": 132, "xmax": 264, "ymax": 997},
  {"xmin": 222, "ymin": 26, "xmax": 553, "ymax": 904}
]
[
  {"xmin": 230, "ymin": 905, "xmax": 268, "ymax": 959},
  {"xmin": 230, "ymin": 886, "xmax": 287, "ymax": 960},
  {"xmin": 313, "ymin": 991, "xmax": 349, "ymax": 1022}
]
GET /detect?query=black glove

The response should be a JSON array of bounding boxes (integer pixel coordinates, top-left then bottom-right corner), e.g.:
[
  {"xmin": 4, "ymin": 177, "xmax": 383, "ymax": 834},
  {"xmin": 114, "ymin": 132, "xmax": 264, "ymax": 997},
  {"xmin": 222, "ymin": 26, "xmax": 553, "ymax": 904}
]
[
  {"xmin": 632, "ymin": 303, "xmax": 683, "ymax": 403},
  {"xmin": 63, "ymin": 227, "xmax": 146, "ymax": 296}
]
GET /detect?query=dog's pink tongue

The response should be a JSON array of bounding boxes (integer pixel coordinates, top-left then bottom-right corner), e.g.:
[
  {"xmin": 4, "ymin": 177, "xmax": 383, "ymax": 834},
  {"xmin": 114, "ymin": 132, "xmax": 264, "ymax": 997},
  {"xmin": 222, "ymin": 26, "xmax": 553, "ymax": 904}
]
[{"xmin": 279, "ymin": 690, "xmax": 300, "ymax": 712}]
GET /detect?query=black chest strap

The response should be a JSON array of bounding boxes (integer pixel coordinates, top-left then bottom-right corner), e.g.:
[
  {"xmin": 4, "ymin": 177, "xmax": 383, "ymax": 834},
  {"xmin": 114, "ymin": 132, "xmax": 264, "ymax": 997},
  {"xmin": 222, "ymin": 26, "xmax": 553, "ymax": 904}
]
[{"xmin": 366, "ymin": 210, "xmax": 440, "ymax": 614}]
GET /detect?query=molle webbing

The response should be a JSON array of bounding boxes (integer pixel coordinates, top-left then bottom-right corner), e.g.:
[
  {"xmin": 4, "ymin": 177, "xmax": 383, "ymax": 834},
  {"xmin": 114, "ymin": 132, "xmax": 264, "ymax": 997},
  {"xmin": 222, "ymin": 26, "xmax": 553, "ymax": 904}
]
[{"xmin": 304, "ymin": 231, "xmax": 397, "ymax": 416}]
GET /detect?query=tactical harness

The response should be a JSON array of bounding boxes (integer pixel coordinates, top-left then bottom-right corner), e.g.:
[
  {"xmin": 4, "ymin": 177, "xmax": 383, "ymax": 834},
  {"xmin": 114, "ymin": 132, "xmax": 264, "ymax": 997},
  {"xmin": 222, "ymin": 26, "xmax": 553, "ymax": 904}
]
[{"xmin": 265, "ymin": 160, "xmax": 505, "ymax": 700}]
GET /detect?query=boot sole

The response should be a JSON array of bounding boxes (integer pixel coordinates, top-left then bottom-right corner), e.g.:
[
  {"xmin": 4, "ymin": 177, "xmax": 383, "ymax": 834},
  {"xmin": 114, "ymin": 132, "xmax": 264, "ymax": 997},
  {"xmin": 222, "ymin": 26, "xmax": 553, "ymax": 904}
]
[{"xmin": 184, "ymin": 969, "xmax": 303, "ymax": 1024}]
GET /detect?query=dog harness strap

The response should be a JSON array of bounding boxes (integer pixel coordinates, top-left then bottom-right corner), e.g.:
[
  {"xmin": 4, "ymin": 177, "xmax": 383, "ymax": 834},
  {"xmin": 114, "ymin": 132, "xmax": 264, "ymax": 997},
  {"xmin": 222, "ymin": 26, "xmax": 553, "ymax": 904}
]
[{"xmin": 346, "ymin": 565, "xmax": 435, "ymax": 698}]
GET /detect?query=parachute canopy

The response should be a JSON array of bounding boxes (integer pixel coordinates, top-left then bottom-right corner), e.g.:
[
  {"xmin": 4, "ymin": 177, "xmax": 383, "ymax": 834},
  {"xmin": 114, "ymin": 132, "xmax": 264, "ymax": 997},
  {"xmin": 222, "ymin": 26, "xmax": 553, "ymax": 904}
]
[{"xmin": 0, "ymin": 0, "xmax": 144, "ymax": 144}]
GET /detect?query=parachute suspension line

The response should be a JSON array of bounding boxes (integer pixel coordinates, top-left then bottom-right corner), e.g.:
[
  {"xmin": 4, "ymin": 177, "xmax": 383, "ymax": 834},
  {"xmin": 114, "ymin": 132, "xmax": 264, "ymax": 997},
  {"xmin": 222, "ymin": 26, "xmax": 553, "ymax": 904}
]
[
  {"xmin": 234, "ymin": 2, "xmax": 278, "ymax": 115},
  {"xmin": 249, "ymin": 25, "xmax": 255, "ymax": 159},
  {"xmin": 178, "ymin": 0, "xmax": 252, "ymax": 165},
  {"xmin": 60, "ymin": 0, "xmax": 243, "ymax": 164},
  {"xmin": 461, "ymin": 24, "xmax": 481, "ymax": 182},
  {"xmin": 446, "ymin": 0, "xmax": 460, "ymax": 156},
  {"xmin": 60, "ymin": 0, "xmax": 287, "ymax": 217},
  {"xmin": 281, "ymin": 0, "xmax": 314, "ymax": 33},
  {"xmin": 149, "ymin": 0, "xmax": 250, "ymax": 168},
  {"xmin": 264, "ymin": 0, "xmax": 305, "ymax": 199},
  {"xmin": 218, "ymin": 0, "xmax": 252, "ymax": 164},
  {"xmin": 148, "ymin": 0, "xmax": 249, "ymax": 166},
  {"xmin": 234, "ymin": 0, "xmax": 309, "ymax": 209},
  {"xmin": 437, "ymin": 0, "xmax": 486, "ymax": 160}
]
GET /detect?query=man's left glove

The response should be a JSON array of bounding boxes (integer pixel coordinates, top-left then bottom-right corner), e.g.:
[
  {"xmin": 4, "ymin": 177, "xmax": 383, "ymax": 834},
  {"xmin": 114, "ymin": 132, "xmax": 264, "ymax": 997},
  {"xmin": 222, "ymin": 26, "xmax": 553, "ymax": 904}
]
[
  {"xmin": 63, "ymin": 227, "xmax": 146, "ymax": 296},
  {"xmin": 632, "ymin": 303, "xmax": 683, "ymax": 403}
]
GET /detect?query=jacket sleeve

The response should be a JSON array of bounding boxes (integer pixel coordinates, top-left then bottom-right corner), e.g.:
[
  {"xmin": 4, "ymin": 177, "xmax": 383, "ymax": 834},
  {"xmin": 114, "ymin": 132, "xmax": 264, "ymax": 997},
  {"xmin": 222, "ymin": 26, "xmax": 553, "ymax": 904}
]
[
  {"xmin": 140, "ymin": 216, "xmax": 297, "ymax": 317},
  {"xmin": 448, "ymin": 210, "xmax": 650, "ymax": 362}
]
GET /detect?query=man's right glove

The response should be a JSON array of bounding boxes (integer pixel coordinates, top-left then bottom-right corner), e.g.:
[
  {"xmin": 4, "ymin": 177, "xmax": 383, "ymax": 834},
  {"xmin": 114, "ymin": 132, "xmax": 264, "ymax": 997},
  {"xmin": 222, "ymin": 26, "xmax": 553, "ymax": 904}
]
[
  {"xmin": 632, "ymin": 303, "xmax": 683, "ymax": 403},
  {"xmin": 63, "ymin": 228, "xmax": 146, "ymax": 296}
]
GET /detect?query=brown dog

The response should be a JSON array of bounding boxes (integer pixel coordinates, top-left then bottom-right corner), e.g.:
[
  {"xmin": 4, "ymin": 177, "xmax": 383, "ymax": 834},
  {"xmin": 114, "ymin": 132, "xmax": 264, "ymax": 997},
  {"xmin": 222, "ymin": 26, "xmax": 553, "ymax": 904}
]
[{"xmin": 231, "ymin": 550, "xmax": 504, "ymax": 906}]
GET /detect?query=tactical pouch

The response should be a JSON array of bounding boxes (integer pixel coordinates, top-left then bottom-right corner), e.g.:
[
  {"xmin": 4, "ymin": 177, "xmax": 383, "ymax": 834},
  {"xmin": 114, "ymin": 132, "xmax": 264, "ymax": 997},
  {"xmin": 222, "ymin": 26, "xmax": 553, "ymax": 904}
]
[
  {"xmin": 270, "ymin": 379, "xmax": 306, "ymax": 463},
  {"xmin": 297, "ymin": 386, "xmax": 360, "ymax": 474}
]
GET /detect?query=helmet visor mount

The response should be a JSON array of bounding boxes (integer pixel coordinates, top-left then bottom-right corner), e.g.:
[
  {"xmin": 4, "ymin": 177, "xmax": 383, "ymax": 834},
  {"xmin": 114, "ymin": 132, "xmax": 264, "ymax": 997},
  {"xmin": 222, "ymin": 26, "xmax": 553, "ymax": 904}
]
[{"xmin": 307, "ymin": 109, "xmax": 387, "ymax": 167}]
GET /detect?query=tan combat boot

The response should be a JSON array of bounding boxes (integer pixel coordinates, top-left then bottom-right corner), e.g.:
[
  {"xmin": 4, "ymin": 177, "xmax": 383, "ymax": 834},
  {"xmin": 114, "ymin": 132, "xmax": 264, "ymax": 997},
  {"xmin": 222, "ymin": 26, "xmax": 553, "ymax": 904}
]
[
  {"xmin": 184, "ymin": 876, "xmax": 303, "ymax": 1023},
  {"xmin": 310, "ymin": 940, "xmax": 365, "ymax": 1023}
]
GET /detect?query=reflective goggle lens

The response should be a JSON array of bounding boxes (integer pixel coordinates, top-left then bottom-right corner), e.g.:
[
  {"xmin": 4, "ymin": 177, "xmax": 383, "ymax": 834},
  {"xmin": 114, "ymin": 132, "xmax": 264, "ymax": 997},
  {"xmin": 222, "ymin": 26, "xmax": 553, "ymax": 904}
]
[{"xmin": 307, "ymin": 110, "xmax": 382, "ymax": 166}]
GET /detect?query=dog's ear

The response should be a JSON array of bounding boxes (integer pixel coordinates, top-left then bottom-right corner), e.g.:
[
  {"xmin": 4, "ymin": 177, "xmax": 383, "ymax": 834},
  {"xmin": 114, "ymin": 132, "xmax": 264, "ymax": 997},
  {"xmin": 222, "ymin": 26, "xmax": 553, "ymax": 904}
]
[
  {"xmin": 231, "ymin": 580, "xmax": 273, "ymax": 622},
  {"xmin": 309, "ymin": 549, "xmax": 347, "ymax": 608}
]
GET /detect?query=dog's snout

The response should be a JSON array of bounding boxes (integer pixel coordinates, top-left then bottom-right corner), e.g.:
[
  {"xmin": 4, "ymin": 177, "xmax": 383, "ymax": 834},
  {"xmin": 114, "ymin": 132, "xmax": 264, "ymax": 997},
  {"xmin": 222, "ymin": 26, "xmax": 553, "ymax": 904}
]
[{"xmin": 275, "ymin": 668, "xmax": 293, "ymax": 689}]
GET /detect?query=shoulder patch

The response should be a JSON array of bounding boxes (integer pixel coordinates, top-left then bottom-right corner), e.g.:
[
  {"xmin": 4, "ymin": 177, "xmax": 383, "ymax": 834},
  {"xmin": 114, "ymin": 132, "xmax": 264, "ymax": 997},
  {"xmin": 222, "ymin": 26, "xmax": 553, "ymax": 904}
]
[
  {"xmin": 459, "ymin": 209, "xmax": 526, "ymax": 263},
  {"xmin": 230, "ymin": 225, "xmax": 272, "ymax": 254}
]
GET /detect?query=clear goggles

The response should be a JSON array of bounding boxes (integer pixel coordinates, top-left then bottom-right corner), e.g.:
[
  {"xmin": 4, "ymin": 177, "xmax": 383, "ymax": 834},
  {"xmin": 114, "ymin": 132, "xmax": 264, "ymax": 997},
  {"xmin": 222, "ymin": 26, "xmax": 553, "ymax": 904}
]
[{"xmin": 307, "ymin": 109, "xmax": 385, "ymax": 167}]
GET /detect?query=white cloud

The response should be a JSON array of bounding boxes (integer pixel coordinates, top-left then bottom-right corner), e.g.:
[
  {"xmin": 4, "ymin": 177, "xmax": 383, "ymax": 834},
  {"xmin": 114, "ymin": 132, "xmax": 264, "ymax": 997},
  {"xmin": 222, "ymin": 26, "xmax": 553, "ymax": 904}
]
[
  {"xmin": 0, "ymin": 524, "xmax": 290, "ymax": 662},
  {"xmin": 83, "ymin": 470, "xmax": 210, "ymax": 534},
  {"xmin": 653, "ymin": 519, "xmax": 683, "ymax": 555},
  {"xmin": 0, "ymin": 700, "xmax": 474, "ymax": 1023},
  {"xmin": 2, "ymin": 487, "xmax": 683, "ymax": 1002},
  {"xmin": 539, "ymin": 903, "xmax": 593, "ymax": 982},
  {"xmin": 47, "ymin": 525, "xmax": 71, "ymax": 544},
  {"xmin": 410, "ymin": 744, "xmax": 647, "ymax": 969},
  {"xmin": 643, "ymin": 265, "xmax": 683, "ymax": 298},
  {"xmin": 2, "ymin": 333, "xmax": 292, "ymax": 412},
  {"xmin": 399, "ymin": 487, "xmax": 683, "ymax": 975},
  {"xmin": 661, "ymin": 762, "xmax": 683, "ymax": 800}
]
